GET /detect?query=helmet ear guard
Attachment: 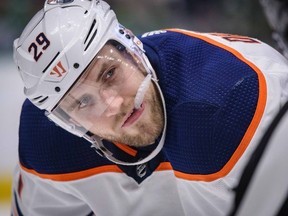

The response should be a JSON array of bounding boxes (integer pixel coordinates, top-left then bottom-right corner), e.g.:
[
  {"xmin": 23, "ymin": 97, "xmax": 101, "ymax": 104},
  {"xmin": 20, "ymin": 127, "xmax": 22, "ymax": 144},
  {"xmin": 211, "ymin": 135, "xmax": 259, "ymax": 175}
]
[{"xmin": 14, "ymin": 0, "xmax": 167, "ymax": 165}]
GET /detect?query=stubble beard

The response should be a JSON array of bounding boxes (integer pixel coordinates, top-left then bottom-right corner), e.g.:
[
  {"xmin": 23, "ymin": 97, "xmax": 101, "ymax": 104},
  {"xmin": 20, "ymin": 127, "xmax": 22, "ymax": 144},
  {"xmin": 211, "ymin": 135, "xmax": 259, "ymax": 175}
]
[{"xmin": 102, "ymin": 83, "xmax": 164, "ymax": 147}]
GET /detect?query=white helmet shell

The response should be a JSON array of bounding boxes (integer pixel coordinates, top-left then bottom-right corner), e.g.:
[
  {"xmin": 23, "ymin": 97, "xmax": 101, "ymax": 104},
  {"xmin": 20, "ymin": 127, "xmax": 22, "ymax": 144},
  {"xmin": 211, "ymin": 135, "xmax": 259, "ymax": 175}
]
[{"xmin": 13, "ymin": 0, "xmax": 145, "ymax": 112}]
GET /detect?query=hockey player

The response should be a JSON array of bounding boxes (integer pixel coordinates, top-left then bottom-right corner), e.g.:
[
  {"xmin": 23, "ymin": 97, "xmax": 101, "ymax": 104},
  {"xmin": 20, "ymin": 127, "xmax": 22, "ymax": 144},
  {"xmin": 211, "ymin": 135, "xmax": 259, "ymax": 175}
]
[{"xmin": 11, "ymin": 0, "xmax": 288, "ymax": 215}]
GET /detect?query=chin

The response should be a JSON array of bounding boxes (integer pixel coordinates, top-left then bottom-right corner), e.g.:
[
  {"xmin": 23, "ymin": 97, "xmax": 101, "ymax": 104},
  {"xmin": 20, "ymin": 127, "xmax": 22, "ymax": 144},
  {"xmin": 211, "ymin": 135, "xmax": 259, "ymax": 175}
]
[{"xmin": 113, "ymin": 129, "xmax": 158, "ymax": 147}]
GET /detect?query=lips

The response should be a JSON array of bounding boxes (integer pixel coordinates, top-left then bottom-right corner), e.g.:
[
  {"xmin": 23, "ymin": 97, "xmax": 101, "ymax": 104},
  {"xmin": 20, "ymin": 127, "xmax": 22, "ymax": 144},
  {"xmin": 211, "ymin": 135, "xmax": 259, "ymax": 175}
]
[{"xmin": 122, "ymin": 103, "xmax": 145, "ymax": 128}]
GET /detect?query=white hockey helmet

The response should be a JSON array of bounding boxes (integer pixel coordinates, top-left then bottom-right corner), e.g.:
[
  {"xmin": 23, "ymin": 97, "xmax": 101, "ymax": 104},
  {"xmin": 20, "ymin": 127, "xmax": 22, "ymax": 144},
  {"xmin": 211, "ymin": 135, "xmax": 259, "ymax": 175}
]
[
  {"xmin": 14, "ymin": 0, "xmax": 147, "ymax": 112},
  {"xmin": 13, "ymin": 0, "xmax": 167, "ymax": 165}
]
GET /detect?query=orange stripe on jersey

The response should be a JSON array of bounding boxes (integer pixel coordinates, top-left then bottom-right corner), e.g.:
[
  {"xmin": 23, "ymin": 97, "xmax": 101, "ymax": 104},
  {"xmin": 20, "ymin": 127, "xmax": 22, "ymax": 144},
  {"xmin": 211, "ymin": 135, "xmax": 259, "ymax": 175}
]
[
  {"xmin": 20, "ymin": 164, "xmax": 123, "ymax": 181},
  {"xmin": 166, "ymin": 28, "xmax": 267, "ymax": 182},
  {"xmin": 113, "ymin": 142, "xmax": 138, "ymax": 156},
  {"xmin": 156, "ymin": 162, "xmax": 173, "ymax": 171}
]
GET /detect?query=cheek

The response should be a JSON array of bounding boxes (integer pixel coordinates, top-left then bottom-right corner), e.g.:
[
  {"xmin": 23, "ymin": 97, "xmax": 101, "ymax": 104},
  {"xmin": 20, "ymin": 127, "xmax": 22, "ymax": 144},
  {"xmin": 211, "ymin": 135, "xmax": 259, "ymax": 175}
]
[
  {"xmin": 90, "ymin": 118, "xmax": 112, "ymax": 134},
  {"xmin": 119, "ymin": 81, "xmax": 140, "ymax": 96},
  {"xmin": 123, "ymin": 70, "xmax": 145, "ymax": 91}
]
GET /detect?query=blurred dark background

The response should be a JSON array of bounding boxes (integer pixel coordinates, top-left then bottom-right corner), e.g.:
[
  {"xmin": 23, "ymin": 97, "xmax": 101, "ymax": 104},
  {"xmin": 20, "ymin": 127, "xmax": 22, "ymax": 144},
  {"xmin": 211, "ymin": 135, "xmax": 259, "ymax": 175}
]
[{"xmin": 0, "ymin": 0, "xmax": 274, "ymax": 54}]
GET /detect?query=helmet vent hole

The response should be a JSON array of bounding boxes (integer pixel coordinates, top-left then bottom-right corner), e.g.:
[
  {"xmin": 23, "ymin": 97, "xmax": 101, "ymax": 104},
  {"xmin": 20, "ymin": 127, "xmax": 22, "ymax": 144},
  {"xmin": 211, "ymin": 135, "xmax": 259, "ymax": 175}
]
[
  {"xmin": 84, "ymin": 19, "xmax": 97, "ymax": 51},
  {"xmin": 38, "ymin": 96, "xmax": 49, "ymax": 104},
  {"xmin": 32, "ymin": 96, "xmax": 42, "ymax": 101},
  {"xmin": 42, "ymin": 52, "xmax": 60, "ymax": 73}
]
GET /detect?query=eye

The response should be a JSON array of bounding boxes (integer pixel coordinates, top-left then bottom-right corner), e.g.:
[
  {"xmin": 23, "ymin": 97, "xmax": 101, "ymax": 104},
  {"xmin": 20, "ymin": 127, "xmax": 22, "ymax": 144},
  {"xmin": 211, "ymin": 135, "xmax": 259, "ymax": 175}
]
[
  {"xmin": 78, "ymin": 95, "xmax": 91, "ymax": 109},
  {"xmin": 103, "ymin": 68, "xmax": 115, "ymax": 81}
]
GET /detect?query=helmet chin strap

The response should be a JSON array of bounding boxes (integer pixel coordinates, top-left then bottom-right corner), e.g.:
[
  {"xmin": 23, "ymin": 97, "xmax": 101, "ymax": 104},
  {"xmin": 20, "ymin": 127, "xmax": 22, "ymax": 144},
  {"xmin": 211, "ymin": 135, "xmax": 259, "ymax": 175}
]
[{"xmin": 87, "ymin": 75, "xmax": 167, "ymax": 166}]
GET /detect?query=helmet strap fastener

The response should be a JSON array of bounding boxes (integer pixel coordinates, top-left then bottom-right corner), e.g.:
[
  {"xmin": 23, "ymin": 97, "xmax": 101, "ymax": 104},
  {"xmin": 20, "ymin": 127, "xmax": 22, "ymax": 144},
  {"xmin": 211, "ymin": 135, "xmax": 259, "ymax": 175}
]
[
  {"xmin": 55, "ymin": 87, "xmax": 61, "ymax": 92},
  {"xmin": 73, "ymin": 63, "xmax": 80, "ymax": 69}
]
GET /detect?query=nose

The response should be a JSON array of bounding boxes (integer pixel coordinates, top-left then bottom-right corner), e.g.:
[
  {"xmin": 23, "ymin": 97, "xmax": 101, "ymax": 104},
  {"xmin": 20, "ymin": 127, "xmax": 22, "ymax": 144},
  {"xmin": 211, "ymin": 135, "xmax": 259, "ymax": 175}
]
[
  {"xmin": 104, "ymin": 96, "xmax": 124, "ymax": 117},
  {"xmin": 101, "ymin": 89, "xmax": 124, "ymax": 117}
]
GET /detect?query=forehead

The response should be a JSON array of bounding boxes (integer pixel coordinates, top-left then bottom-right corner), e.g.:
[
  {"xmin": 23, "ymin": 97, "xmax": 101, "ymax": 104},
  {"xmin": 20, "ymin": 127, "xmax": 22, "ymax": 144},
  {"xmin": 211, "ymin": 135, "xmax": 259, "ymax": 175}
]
[
  {"xmin": 98, "ymin": 43, "xmax": 119, "ymax": 57},
  {"xmin": 84, "ymin": 43, "xmax": 122, "ymax": 77},
  {"xmin": 96, "ymin": 43, "xmax": 124, "ymax": 62}
]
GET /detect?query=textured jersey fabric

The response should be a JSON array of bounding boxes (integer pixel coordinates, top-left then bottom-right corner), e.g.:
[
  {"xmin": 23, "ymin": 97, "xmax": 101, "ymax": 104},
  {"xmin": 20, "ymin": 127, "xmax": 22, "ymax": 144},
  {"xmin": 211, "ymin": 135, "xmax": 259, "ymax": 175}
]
[
  {"xmin": 141, "ymin": 30, "xmax": 259, "ymax": 175},
  {"xmin": 11, "ymin": 29, "xmax": 288, "ymax": 216}
]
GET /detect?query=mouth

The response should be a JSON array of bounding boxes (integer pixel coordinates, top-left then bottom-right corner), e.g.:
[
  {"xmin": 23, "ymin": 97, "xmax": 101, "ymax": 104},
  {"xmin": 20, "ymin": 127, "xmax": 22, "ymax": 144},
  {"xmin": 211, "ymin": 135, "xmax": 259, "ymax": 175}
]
[{"xmin": 122, "ymin": 103, "xmax": 145, "ymax": 128}]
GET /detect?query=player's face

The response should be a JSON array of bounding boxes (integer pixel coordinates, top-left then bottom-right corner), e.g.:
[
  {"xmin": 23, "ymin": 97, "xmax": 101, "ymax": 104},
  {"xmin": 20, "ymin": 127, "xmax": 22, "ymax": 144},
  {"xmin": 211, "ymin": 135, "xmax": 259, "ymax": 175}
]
[{"xmin": 59, "ymin": 43, "xmax": 164, "ymax": 147}]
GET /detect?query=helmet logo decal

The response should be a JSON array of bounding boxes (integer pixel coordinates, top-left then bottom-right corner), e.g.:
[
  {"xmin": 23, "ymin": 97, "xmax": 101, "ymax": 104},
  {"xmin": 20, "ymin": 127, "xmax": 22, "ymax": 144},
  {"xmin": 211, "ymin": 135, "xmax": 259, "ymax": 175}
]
[
  {"xmin": 50, "ymin": 61, "xmax": 67, "ymax": 78},
  {"xmin": 141, "ymin": 30, "xmax": 167, "ymax": 38},
  {"xmin": 28, "ymin": 32, "xmax": 50, "ymax": 62},
  {"xmin": 47, "ymin": 0, "xmax": 74, "ymax": 5}
]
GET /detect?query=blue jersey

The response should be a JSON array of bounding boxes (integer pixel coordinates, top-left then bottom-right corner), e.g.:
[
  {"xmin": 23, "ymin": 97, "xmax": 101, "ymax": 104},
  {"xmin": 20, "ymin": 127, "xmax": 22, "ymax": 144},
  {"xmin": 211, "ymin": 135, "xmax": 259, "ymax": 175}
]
[{"xmin": 12, "ymin": 29, "xmax": 288, "ymax": 216}]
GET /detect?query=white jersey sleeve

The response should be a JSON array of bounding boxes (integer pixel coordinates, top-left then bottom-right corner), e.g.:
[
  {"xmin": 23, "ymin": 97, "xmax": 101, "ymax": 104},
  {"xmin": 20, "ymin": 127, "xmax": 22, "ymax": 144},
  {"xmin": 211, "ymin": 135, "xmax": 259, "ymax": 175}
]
[{"xmin": 11, "ymin": 165, "xmax": 95, "ymax": 216}]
